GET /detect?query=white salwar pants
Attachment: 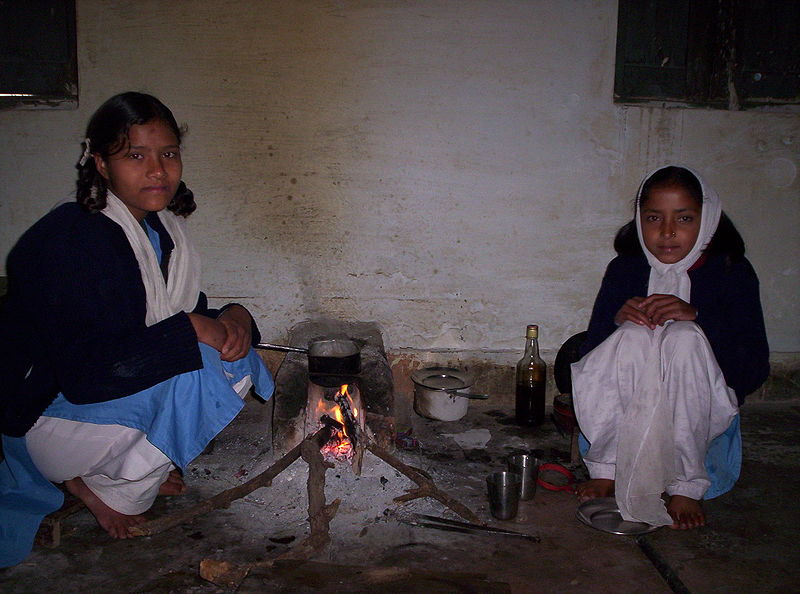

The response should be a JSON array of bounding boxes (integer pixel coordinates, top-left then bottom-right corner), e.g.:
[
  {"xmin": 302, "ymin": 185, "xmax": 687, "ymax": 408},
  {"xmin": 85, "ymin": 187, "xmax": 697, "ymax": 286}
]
[
  {"xmin": 24, "ymin": 375, "xmax": 253, "ymax": 515},
  {"xmin": 25, "ymin": 418, "xmax": 174, "ymax": 515},
  {"xmin": 571, "ymin": 321, "xmax": 738, "ymax": 524}
]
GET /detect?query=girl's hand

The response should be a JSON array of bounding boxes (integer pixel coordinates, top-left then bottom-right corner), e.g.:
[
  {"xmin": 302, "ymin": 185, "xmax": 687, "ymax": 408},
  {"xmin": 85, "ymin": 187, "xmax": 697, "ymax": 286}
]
[
  {"xmin": 216, "ymin": 305, "xmax": 253, "ymax": 362},
  {"xmin": 614, "ymin": 296, "xmax": 654, "ymax": 329},
  {"xmin": 187, "ymin": 313, "xmax": 228, "ymax": 352},
  {"xmin": 639, "ymin": 294, "xmax": 698, "ymax": 327}
]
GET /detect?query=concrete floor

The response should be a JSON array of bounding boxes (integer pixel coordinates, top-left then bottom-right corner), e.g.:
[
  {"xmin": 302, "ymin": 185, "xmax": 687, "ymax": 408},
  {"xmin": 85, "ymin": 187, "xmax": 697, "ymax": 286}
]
[{"xmin": 2, "ymin": 392, "xmax": 799, "ymax": 593}]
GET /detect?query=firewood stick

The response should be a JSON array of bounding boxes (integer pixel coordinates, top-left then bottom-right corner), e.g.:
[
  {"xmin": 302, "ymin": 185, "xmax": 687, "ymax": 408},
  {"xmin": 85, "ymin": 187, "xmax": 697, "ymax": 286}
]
[
  {"xmin": 200, "ymin": 434, "xmax": 341, "ymax": 589},
  {"xmin": 277, "ymin": 435, "xmax": 343, "ymax": 561},
  {"xmin": 298, "ymin": 436, "xmax": 335, "ymax": 550},
  {"xmin": 129, "ymin": 426, "xmax": 332, "ymax": 537},
  {"xmin": 200, "ymin": 498, "xmax": 344, "ymax": 589},
  {"xmin": 366, "ymin": 442, "xmax": 482, "ymax": 525},
  {"xmin": 200, "ymin": 436, "xmax": 480, "ymax": 589}
]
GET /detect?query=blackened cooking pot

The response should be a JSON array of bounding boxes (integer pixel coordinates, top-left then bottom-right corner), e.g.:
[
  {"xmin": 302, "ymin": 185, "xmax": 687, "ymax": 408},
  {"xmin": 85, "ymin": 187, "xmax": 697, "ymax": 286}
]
[{"xmin": 255, "ymin": 339, "xmax": 361, "ymax": 376}]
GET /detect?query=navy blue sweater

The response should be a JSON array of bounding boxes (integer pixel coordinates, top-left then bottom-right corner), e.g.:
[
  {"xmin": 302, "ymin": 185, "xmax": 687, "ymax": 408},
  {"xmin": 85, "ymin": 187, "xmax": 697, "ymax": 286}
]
[
  {"xmin": 581, "ymin": 253, "xmax": 769, "ymax": 405},
  {"xmin": 1, "ymin": 203, "xmax": 258, "ymax": 437}
]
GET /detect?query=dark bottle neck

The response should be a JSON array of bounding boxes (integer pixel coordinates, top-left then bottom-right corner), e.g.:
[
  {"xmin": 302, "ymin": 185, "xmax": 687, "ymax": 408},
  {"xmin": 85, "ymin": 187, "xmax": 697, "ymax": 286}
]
[{"xmin": 524, "ymin": 337, "xmax": 540, "ymax": 358}]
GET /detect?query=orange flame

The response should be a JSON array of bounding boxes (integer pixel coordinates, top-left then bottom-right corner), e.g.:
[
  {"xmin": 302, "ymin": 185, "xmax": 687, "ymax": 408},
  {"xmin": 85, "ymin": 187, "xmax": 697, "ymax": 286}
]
[{"xmin": 318, "ymin": 384, "xmax": 355, "ymax": 461}]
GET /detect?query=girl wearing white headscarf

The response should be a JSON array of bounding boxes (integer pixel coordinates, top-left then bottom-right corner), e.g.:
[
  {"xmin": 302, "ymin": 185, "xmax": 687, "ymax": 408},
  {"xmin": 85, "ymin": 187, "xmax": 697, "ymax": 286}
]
[{"xmin": 571, "ymin": 165, "xmax": 769, "ymax": 528}]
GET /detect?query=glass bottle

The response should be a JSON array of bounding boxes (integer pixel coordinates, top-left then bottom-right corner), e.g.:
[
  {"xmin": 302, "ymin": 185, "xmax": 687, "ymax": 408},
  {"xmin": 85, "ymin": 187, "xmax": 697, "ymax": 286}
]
[{"xmin": 515, "ymin": 324, "xmax": 546, "ymax": 426}]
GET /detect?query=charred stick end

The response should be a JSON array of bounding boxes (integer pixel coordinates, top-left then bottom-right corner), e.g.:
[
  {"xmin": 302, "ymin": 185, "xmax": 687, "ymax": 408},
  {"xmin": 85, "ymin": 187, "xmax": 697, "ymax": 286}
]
[
  {"xmin": 316, "ymin": 415, "xmax": 344, "ymax": 448},
  {"xmin": 333, "ymin": 394, "xmax": 361, "ymax": 448}
]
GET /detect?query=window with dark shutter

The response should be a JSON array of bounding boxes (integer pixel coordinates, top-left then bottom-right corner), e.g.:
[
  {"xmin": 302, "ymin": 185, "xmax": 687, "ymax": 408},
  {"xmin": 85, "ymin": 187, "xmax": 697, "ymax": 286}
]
[
  {"xmin": 0, "ymin": 0, "xmax": 78, "ymax": 110},
  {"xmin": 614, "ymin": 0, "xmax": 799, "ymax": 110}
]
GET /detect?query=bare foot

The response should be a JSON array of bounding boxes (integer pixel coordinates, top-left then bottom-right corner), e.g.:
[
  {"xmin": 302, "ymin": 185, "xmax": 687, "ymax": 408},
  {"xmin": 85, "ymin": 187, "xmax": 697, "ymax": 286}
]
[
  {"xmin": 575, "ymin": 478, "xmax": 615, "ymax": 502},
  {"xmin": 64, "ymin": 477, "xmax": 146, "ymax": 539},
  {"xmin": 158, "ymin": 469, "xmax": 187, "ymax": 496},
  {"xmin": 666, "ymin": 495, "xmax": 705, "ymax": 530}
]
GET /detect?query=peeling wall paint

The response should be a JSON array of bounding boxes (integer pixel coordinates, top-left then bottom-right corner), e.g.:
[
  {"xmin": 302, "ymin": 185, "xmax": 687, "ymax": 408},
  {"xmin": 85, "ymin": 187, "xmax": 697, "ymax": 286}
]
[{"xmin": 1, "ymin": 0, "xmax": 797, "ymax": 362}]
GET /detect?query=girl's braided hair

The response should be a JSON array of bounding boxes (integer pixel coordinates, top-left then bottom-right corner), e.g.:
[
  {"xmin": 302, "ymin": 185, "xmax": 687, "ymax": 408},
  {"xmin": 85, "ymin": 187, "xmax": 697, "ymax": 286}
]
[{"xmin": 75, "ymin": 92, "xmax": 196, "ymax": 217}]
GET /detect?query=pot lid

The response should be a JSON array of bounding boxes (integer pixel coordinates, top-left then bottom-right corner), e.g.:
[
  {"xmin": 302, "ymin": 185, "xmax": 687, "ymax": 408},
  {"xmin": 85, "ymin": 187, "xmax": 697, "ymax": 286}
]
[{"xmin": 411, "ymin": 366, "xmax": 474, "ymax": 390}]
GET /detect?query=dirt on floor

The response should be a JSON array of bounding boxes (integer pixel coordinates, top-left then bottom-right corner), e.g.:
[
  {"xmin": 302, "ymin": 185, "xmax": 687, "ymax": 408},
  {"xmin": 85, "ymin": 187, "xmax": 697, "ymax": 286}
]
[{"xmin": 2, "ymin": 393, "xmax": 799, "ymax": 593}]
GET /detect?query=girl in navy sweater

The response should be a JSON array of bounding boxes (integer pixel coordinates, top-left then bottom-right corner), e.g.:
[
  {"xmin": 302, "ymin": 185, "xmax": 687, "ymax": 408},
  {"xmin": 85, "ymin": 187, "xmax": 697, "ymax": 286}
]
[{"xmin": 571, "ymin": 166, "xmax": 769, "ymax": 530}]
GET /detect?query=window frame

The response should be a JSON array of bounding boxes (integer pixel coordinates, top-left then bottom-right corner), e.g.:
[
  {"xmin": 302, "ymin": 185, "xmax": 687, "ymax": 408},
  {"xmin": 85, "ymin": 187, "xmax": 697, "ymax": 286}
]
[
  {"xmin": 614, "ymin": 0, "xmax": 799, "ymax": 111},
  {"xmin": 0, "ymin": 0, "xmax": 78, "ymax": 110}
]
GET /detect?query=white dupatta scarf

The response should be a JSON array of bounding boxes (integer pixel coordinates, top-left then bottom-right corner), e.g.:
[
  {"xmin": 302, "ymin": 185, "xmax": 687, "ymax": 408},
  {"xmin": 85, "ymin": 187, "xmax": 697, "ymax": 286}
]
[
  {"xmin": 614, "ymin": 166, "xmax": 723, "ymax": 525},
  {"xmin": 634, "ymin": 165, "xmax": 722, "ymax": 302},
  {"xmin": 101, "ymin": 191, "xmax": 201, "ymax": 325}
]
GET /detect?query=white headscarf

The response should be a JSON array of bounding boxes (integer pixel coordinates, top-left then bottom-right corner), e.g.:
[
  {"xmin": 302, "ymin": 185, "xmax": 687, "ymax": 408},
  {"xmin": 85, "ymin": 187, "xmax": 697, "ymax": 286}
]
[
  {"xmin": 635, "ymin": 165, "xmax": 722, "ymax": 300},
  {"xmin": 101, "ymin": 191, "xmax": 201, "ymax": 326}
]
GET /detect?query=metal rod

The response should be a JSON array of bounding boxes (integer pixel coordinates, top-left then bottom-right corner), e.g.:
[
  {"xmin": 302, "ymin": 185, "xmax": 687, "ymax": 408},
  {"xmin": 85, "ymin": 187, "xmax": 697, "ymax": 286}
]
[
  {"xmin": 636, "ymin": 535, "xmax": 692, "ymax": 594},
  {"xmin": 254, "ymin": 342, "xmax": 308, "ymax": 354},
  {"xmin": 413, "ymin": 520, "xmax": 540, "ymax": 543},
  {"xmin": 417, "ymin": 514, "xmax": 540, "ymax": 540}
]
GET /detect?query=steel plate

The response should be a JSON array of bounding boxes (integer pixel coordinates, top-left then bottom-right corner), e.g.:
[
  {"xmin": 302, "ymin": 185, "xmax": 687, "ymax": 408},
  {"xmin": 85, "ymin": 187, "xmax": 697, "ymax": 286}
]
[{"xmin": 576, "ymin": 498, "xmax": 660, "ymax": 535}]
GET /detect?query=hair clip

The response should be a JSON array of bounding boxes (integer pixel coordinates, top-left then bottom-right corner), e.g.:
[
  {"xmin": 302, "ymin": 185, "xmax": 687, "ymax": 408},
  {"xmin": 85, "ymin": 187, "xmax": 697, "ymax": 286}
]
[{"xmin": 78, "ymin": 138, "xmax": 92, "ymax": 166}]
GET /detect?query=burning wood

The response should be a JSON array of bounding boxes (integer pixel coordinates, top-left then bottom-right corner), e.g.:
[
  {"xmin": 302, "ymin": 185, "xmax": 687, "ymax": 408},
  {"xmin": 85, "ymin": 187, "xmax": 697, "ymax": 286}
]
[
  {"xmin": 319, "ymin": 433, "xmax": 354, "ymax": 462},
  {"xmin": 330, "ymin": 384, "xmax": 362, "ymax": 446},
  {"xmin": 314, "ymin": 384, "xmax": 366, "ymax": 472},
  {"xmin": 318, "ymin": 413, "xmax": 353, "ymax": 462},
  {"xmin": 316, "ymin": 414, "xmax": 343, "ymax": 447}
]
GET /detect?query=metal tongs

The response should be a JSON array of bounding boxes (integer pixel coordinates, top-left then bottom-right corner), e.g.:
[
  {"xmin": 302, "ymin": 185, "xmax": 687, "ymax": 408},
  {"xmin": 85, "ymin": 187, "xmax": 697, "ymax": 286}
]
[{"xmin": 406, "ymin": 514, "xmax": 540, "ymax": 543}]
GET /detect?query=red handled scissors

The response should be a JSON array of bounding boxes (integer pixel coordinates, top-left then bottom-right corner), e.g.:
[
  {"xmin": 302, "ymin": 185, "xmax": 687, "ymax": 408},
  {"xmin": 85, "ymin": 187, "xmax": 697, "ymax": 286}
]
[{"xmin": 536, "ymin": 462, "xmax": 576, "ymax": 492}]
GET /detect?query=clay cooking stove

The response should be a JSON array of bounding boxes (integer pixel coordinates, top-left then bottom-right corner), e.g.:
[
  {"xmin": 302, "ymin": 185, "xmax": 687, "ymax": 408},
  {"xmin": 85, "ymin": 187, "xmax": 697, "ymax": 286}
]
[{"xmin": 272, "ymin": 320, "xmax": 396, "ymax": 473}]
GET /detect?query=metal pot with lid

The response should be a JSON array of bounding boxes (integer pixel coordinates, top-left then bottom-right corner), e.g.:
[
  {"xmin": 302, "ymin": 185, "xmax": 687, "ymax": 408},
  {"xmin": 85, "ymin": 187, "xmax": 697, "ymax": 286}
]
[{"xmin": 411, "ymin": 366, "xmax": 488, "ymax": 421}]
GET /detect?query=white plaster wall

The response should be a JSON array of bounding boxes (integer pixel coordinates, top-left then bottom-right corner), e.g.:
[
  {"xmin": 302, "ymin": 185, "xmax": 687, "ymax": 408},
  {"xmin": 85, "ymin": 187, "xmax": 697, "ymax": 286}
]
[{"xmin": 1, "ymin": 0, "xmax": 797, "ymax": 360}]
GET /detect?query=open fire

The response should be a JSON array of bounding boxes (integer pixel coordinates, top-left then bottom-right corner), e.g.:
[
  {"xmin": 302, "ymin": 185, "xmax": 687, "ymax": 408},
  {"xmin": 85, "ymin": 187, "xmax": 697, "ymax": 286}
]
[
  {"xmin": 310, "ymin": 383, "xmax": 366, "ymax": 468},
  {"xmin": 319, "ymin": 385, "xmax": 357, "ymax": 461}
]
